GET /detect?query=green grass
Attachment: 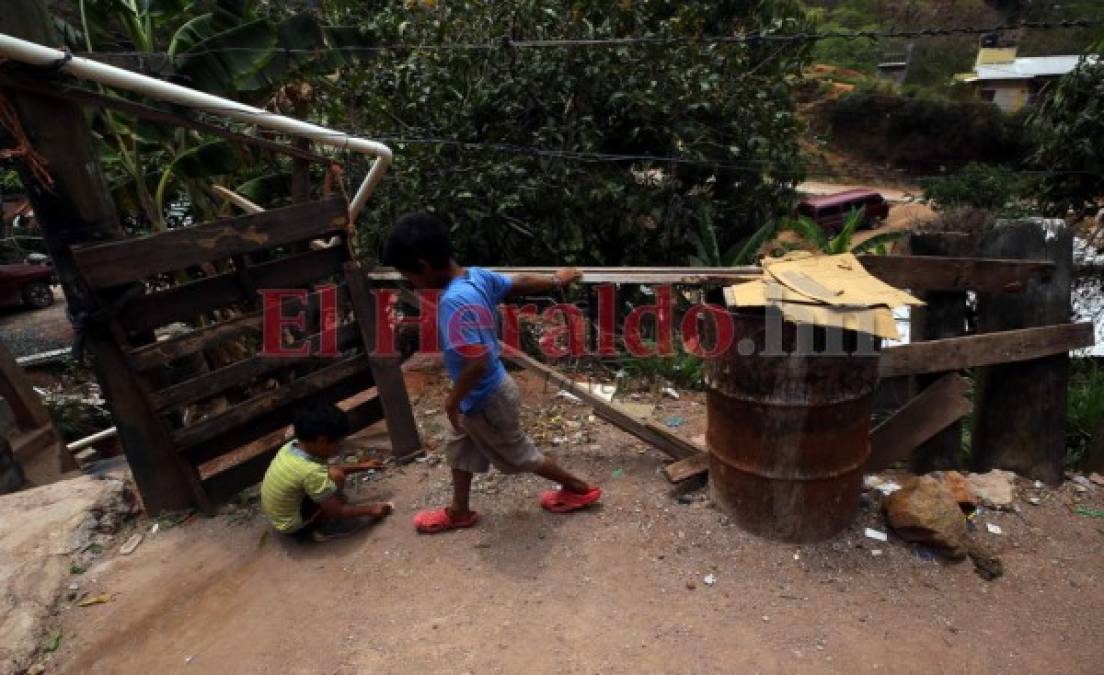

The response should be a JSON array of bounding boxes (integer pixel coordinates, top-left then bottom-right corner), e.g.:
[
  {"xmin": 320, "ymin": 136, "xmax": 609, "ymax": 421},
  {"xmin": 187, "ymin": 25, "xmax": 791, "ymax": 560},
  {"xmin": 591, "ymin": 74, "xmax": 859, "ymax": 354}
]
[{"xmin": 1066, "ymin": 360, "xmax": 1104, "ymax": 469}]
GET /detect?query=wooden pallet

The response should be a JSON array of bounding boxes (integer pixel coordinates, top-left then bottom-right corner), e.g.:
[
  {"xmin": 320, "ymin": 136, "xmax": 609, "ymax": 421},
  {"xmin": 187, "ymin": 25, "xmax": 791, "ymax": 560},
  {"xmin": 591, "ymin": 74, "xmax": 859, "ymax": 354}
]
[{"xmin": 69, "ymin": 198, "xmax": 421, "ymax": 512}]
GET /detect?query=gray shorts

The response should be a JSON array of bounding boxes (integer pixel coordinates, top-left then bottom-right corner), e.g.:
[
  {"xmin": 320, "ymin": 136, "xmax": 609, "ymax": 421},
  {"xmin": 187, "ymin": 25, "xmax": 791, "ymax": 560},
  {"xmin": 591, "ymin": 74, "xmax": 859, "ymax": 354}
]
[{"xmin": 446, "ymin": 375, "xmax": 545, "ymax": 474}]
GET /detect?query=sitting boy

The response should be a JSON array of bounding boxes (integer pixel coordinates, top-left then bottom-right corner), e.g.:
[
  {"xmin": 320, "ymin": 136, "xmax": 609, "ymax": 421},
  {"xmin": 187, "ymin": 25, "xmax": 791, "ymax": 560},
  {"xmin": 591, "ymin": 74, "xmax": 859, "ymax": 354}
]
[
  {"xmin": 261, "ymin": 401, "xmax": 393, "ymax": 542},
  {"xmin": 383, "ymin": 212, "xmax": 602, "ymax": 534}
]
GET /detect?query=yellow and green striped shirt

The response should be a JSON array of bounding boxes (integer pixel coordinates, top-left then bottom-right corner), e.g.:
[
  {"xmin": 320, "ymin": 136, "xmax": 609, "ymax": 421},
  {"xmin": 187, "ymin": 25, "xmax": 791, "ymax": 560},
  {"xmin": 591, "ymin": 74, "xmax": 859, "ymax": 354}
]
[{"xmin": 260, "ymin": 441, "xmax": 337, "ymax": 532}]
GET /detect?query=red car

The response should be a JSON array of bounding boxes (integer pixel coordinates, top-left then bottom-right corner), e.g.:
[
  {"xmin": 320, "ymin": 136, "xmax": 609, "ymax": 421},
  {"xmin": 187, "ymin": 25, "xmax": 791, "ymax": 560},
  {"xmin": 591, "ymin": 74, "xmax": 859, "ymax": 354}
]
[{"xmin": 0, "ymin": 263, "xmax": 55, "ymax": 310}]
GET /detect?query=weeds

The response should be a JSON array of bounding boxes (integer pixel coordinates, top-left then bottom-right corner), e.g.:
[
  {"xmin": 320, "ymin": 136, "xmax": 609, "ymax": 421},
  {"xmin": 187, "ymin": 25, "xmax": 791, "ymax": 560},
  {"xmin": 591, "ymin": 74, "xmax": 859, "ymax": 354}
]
[{"xmin": 1066, "ymin": 360, "xmax": 1104, "ymax": 469}]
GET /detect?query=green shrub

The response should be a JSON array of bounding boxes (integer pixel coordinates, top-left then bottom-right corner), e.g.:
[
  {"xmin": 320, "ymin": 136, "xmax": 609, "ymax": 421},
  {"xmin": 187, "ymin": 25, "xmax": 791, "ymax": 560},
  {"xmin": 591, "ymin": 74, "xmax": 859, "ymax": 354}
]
[
  {"xmin": 828, "ymin": 91, "xmax": 1030, "ymax": 172},
  {"xmin": 921, "ymin": 163, "xmax": 1027, "ymax": 211},
  {"xmin": 1067, "ymin": 360, "xmax": 1104, "ymax": 469}
]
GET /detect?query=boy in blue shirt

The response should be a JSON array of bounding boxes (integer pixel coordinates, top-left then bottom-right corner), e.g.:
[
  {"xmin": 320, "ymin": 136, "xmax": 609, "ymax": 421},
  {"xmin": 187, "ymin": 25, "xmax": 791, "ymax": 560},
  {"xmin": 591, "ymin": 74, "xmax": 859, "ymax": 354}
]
[{"xmin": 383, "ymin": 212, "xmax": 602, "ymax": 533}]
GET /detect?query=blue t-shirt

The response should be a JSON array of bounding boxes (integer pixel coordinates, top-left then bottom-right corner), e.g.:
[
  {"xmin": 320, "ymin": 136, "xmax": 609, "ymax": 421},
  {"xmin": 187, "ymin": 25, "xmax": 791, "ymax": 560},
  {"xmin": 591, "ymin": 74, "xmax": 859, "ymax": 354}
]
[{"xmin": 439, "ymin": 267, "xmax": 512, "ymax": 414}]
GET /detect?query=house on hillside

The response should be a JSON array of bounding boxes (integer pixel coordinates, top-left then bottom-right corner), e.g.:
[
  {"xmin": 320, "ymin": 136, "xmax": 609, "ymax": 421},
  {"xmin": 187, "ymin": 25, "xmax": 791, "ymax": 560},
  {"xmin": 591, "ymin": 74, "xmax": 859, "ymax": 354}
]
[{"xmin": 955, "ymin": 45, "xmax": 1098, "ymax": 113}]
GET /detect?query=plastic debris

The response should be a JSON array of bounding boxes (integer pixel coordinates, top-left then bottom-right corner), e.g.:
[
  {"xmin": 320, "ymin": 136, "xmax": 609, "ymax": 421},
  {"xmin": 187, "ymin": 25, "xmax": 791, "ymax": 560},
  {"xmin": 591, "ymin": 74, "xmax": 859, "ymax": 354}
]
[
  {"xmin": 1028, "ymin": 496, "xmax": 1041, "ymax": 506},
  {"xmin": 870, "ymin": 549, "xmax": 883, "ymax": 557},
  {"xmin": 556, "ymin": 390, "xmax": 582, "ymax": 404},
  {"xmin": 863, "ymin": 475, "xmax": 901, "ymax": 496},
  {"xmin": 149, "ymin": 522, "xmax": 160, "ymax": 535},
  {"xmin": 986, "ymin": 522, "xmax": 1003, "ymax": 535},
  {"xmin": 664, "ymin": 416, "xmax": 686, "ymax": 428},
  {"xmin": 661, "ymin": 387, "xmax": 680, "ymax": 400},
  {"xmin": 611, "ymin": 468, "xmax": 624, "ymax": 479},
  {"xmin": 703, "ymin": 574, "xmax": 716, "ymax": 586},
  {"xmin": 864, "ymin": 527, "xmax": 888, "ymax": 542}
]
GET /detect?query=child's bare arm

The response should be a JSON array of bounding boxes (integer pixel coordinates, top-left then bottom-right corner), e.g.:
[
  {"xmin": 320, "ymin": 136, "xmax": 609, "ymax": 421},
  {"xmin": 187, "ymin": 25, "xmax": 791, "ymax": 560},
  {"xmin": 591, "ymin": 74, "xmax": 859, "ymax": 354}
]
[
  {"xmin": 445, "ymin": 355, "xmax": 488, "ymax": 430},
  {"xmin": 506, "ymin": 268, "xmax": 581, "ymax": 297},
  {"xmin": 318, "ymin": 495, "xmax": 393, "ymax": 520}
]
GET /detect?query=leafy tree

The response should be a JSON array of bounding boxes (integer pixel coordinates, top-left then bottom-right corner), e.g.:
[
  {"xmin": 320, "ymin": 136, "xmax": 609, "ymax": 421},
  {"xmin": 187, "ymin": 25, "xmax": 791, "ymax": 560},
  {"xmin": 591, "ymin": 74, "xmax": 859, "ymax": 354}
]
[
  {"xmin": 320, "ymin": 0, "xmax": 812, "ymax": 266},
  {"xmin": 1028, "ymin": 52, "xmax": 1104, "ymax": 217}
]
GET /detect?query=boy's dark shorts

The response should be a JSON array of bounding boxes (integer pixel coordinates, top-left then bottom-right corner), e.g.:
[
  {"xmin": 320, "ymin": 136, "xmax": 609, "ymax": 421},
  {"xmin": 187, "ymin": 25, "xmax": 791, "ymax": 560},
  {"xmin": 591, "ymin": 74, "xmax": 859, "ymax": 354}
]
[{"xmin": 446, "ymin": 375, "xmax": 545, "ymax": 474}]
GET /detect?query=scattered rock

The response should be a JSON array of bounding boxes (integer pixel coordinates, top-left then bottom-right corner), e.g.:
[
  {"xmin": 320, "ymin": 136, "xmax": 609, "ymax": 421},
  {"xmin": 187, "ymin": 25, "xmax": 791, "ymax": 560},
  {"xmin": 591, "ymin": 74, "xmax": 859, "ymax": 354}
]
[
  {"xmin": 703, "ymin": 574, "xmax": 716, "ymax": 586},
  {"xmin": 966, "ymin": 470, "xmax": 1017, "ymax": 508},
  {"xmin": 985, "ymin": 523, "xmax": 1003, "ymax": 535},
  {"xmin": 119, "ymin": 533, "xmax": 144, "ymax": 555},
  {"xmin": 1070, "ymin": 475, "xmax": 1094, "ymax": 491},
  {"xmin": 884, "ymin": 476, "xmax": 968, "ymax": 559},
  {"xmin": 1090, "ymin": 473, "xmax": 1104, "ymax": 487}
]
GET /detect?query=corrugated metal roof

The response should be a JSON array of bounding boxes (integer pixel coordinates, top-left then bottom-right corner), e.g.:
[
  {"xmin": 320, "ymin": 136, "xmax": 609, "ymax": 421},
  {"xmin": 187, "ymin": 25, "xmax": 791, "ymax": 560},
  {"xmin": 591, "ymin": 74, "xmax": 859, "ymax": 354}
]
[{"xmin": 974, "ymin": 55, "xmax": 1099, "ymax": 81}]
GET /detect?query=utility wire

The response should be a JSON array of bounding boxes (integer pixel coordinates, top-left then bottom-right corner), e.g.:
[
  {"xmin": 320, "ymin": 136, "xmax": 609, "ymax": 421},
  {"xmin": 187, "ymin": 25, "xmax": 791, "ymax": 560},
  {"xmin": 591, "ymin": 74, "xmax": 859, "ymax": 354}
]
[{"xmin": 78, "ymin": 18, "xmax": 1104, "ymax": 59}]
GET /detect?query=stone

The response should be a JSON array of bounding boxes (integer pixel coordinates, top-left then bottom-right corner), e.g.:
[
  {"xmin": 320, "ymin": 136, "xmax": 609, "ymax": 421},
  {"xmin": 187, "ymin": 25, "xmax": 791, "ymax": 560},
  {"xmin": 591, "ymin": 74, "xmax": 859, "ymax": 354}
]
[
  {"xmin": 0, "ymin": 474, "xmax": 129, "ymax": 673},
  {"xmin": 966, "ymin": 470, "xmax": 1017, "ymax": 508},
  {"xmin": 884, "ymin": 475, "xmax": 968, "ymax": 559},
  {"xmin": 931, "ymin": 470, "xmax": 977, "ymax": 510}
]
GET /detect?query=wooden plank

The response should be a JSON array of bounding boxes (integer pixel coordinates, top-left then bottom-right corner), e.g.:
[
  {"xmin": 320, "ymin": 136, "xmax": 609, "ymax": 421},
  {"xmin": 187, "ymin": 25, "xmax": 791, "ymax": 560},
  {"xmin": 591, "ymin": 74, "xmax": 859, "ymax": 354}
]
[
  {"xmin": 72, "ymin": 197, "xmax": 347, "ymax": 288},
  {"xmin": 858, "ymin": 255, "xmax": 1053, "ymax": 293},
  {"xmin": 345, "ymin": 262, "xmax": 423, "ymax": 460},
  {"xmin": 119, "ymin": 244, "xmax": 348, "ymax": 335},
  {"xmin": 172, "ymin": 354, "xmax": 371, "ymax": 450},
  {"xmin": 972, "ymin": 221, "xmax": 1074, "ymax": 485},
  {"xmin": 663, "ymin": 452, "xmax": 710, "ymax": 483},
  {"xmin": 361, "ymin": 257, "xmax": 1051, "ymax": 292},
  {"xmin": 866, "ymin": 373, "xmax": 973, "ymax": 472},
  {"xmin": 908, "ymin": 232, "xmax": 973, "ymax": 473},
  {"xmin": 179, "ymin": 361, "xmax": 375, "ymax": 465},
  {"xmin": 0, "ymin": 340, "xmax": 53, "ymax": 430},
  {"xmin": 150, "ymin": 322, "xmax": 362, "ymax": 411},
  {"xmin": 878, "ymin": 323, "xmax": 1093, "ymax": 378},
  {"xmin": 129, "ymin": 284, "xmax": 349, "ymax": 371}
]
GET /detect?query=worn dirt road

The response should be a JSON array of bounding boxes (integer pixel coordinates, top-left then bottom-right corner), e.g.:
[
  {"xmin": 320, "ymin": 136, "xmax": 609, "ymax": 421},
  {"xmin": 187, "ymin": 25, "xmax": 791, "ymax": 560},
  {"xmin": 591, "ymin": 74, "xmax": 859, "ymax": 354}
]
[{"xmin": 46, "ymin": 369, "xmax": 1104, "ymax": 674}]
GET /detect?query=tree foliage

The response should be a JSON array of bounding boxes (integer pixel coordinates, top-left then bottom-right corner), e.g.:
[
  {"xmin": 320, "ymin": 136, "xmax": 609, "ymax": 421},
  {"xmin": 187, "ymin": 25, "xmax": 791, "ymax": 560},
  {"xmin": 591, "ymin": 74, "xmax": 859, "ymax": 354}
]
[
  {"xmin": 320, "ymin": 0, "xmax": 812, "ymax": 266},
  {"xmin": 1027, "ymin": 53, "xmax": 1104, "ymax": 217}
]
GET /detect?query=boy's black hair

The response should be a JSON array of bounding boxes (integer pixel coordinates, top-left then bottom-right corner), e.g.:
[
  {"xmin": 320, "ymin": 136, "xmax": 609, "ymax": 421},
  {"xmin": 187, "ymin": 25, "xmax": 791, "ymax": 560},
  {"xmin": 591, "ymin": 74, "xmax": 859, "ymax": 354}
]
[
  {"xmin": 382, "ymin": 212, "xmax": 453, "ymax": 272},
  {"xmin": 293, "ymin": 401, "xmax": 350, "ymax": 442}
]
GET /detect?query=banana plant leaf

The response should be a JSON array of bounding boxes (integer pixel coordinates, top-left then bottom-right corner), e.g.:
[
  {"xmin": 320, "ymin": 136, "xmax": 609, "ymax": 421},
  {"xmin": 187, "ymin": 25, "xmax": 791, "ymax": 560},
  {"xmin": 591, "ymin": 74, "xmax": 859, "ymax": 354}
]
[
  {"xmin": 238, "ymin": 14, "xmax": 326, "ymax": 93},
  {"xmin": 172, "ymin": 18, "xmax": 277, "ymax": 97},
  {"xmin": 234, "ymin": 172, "xmax": 292, "ymax": 205},
  {"xmin": 171, "ymin": 140, "xmax": 242, "ymax": 178}
]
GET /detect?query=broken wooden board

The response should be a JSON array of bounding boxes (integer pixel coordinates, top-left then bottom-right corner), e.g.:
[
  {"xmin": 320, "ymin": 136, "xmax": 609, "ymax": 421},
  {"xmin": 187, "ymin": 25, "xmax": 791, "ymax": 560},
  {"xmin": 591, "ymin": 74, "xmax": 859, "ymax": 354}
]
[
  {"xmin": 663, "ymin": 451, "xmax": 710, "ymax": 483},
  {"xmin": 866, "ymin": 373, "xmax": 973, "ymax": 472},
  {"xmin": 879, "ymin": 322, "xmax": 1094, "ymax": 378}
]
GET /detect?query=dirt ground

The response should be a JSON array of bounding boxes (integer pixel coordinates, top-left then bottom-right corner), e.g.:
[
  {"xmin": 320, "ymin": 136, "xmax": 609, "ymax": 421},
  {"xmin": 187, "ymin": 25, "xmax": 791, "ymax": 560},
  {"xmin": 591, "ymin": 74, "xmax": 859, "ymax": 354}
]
[
  {"xmin": 0, "ymin": 286, "xmax": 71, "ymax": 358},
  {"xmin": 39, "ymin": 365, "xmax": 1104, "ymax": 674}
]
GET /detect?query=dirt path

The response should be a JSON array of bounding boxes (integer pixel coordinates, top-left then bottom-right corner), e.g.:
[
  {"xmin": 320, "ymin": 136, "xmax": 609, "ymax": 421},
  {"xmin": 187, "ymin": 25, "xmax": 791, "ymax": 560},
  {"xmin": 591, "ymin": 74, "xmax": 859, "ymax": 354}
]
[{"xmin": 47, "ymin": 369, "xmax": 1104, "ymax": 674}]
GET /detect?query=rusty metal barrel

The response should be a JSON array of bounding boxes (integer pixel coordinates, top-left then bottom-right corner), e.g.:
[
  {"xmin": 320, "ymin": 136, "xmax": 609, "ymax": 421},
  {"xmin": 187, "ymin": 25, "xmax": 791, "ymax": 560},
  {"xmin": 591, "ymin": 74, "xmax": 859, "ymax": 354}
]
[{"xmin": 705, "ymin": 308, "xmax": 881, "ymax": 542}]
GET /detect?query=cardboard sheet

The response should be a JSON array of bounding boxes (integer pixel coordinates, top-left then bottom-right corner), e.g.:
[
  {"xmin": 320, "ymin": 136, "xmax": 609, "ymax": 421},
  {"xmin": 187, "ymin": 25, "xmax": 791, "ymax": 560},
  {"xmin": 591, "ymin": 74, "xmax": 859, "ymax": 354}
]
[{"xmin": 763, "ymin": 253, "xmax": 923, "ymax": 308}]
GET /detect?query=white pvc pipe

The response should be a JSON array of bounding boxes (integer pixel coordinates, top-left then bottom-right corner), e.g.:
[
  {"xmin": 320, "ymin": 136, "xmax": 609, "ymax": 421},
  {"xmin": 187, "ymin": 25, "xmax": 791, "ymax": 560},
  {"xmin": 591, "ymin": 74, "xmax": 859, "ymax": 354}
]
[
  {"xmin": 67, "ymin": 426, "xmax": 117, "ymax": 452},
  {"xmin": 0, "ymin": 34, "xmax": 391, "ymax": 223}
]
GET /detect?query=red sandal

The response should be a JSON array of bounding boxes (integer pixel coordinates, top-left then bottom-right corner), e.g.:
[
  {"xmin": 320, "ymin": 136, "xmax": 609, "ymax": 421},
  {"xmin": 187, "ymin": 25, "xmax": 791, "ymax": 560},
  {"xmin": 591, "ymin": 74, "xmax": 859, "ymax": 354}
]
[
  {"xmin": 540, "ymin": 486, "xmax": 602, "ymax": 513},
  {"xmin": 413, "ymin": 507, "xmax": 480, "ymax": 534}
]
